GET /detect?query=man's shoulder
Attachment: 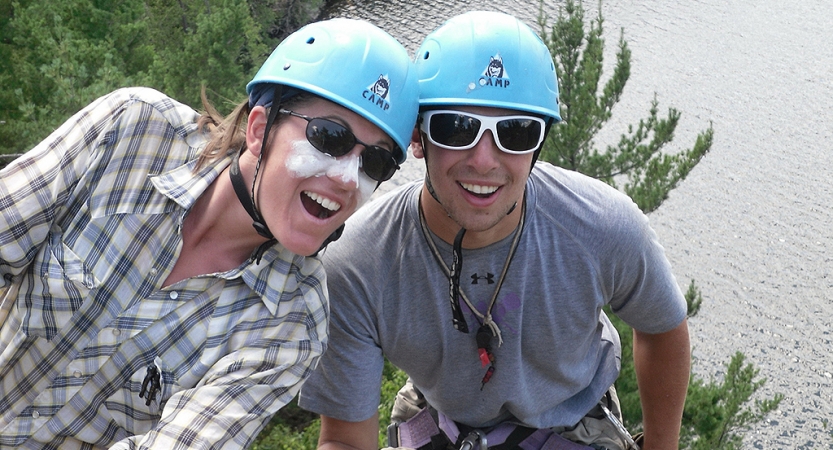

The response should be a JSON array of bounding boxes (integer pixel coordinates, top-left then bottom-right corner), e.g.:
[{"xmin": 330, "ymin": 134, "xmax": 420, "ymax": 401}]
[
  {"xmin": 324, "ymin": 182, "xmax": 421, "ymax": 257},
  {"xmin": 531, "ymin": 162, "xmax": 617, "ymax": 194},
  {"xmin": 528, "ymin": 162, "xmax": 646, "ymax": 237},
  {"xmin": 530, "ymin": 162, "xmax": 633, "ymax": 209},
  {"xmin": 345, "ymin": 182, "xmax": 419, "ymax": 232}
]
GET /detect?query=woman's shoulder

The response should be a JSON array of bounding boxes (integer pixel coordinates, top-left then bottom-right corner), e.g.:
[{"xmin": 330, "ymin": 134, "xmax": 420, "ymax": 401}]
[{"xmin": 105, "ymin": 87, "xmax": 200, "ymax": 130}]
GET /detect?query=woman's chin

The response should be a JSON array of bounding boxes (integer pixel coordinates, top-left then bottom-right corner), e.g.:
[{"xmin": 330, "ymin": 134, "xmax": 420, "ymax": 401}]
[
  {"xmin": 281, "ymin": 240, "xmax": 321, "ymax": 257},
  {"xmin": 277, "ymin": 230, "xmax": 332, "ymax": 257}
]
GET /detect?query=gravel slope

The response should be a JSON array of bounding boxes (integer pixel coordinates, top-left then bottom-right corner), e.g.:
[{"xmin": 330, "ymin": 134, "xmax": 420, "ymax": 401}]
[{"xmin": 322, "ymin": 1, "xmax": 833, "ymax": 447}]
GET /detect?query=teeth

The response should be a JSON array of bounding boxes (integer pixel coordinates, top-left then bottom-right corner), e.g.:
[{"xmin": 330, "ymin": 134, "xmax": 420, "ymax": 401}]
[
  {"xmin": 305, "ymin": 191, "xmax": 341, "ymax": 212},
  {"xmin": 461, "ymin": 182, "xmax": 499, "ymax": 195}
]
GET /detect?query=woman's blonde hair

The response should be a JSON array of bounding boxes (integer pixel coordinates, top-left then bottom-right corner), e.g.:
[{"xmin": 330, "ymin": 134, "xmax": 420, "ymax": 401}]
[
  {"xmin": 194, "ymin": 87, "xmax": 313, "ymax": 171},
  {"xmin": 194, "ymin": 89, "xmax": 250, "ymax": 171}
]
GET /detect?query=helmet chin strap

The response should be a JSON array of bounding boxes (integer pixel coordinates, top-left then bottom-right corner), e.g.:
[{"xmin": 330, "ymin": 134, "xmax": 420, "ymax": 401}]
[
  {"xmin": 230, "ymin": 146, "xmax": 277, "ymax": 263},
  {"xmin": 230, "ymin": 84, "xmax": 343, "ymax": 261}
]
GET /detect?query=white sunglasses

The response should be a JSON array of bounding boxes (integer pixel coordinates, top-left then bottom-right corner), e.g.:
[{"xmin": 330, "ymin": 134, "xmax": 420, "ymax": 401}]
[{"xmin": 420, "ymin": 110, "xmax": 547, "ymax": 154}]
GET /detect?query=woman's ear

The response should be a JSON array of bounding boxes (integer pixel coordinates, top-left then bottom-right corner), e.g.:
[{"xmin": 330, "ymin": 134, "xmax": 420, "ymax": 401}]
[
  {"xmin": 246, "ymin": 106, "xmax": 268, "ymax": 157},
  {"xmin": 410, "ymin": 127, "xmax": 425, "ymax": 159}
]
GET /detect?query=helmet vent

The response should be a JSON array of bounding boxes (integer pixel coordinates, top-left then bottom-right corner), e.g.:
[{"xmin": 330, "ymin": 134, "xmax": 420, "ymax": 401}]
[
  {"xmin": 283, "ymin": 63, "xmax": 291, "ymax": 70},
  {"xmin": 422, "ymin": 51, "xmax": 430, "ymax": 60},
  {"xmin": 306, "ymin": 37, "xmax": 315, "ymax": 44}
]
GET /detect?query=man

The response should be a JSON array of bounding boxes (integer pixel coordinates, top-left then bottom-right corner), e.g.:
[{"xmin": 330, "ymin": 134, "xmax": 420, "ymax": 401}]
[
  {"xmin": 0, "ymin": 19, "xmax": 418, "ymax": 449},
  {"xmin": 299, "ymin": 11, "xmax": 690, "ymax": 450}
]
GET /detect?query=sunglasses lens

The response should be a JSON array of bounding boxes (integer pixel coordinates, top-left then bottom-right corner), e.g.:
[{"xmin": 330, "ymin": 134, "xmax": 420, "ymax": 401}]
[
  {"xmin": 307, "ymin": 118, "xmax": 398, "ymax": 182},
  {"xmin": 428, "ymin": 113, "xmax": 481, "ymax": 149},
  {"xmin": 306, "ymin": 118, "xmax": 355, "ymax": 157},
  {"xmin": 361, "ymin": 147, "xmax": 398, "ymax": 182},
  {"xmin": 496, "ymin": 118, "xmax": 543, "ymax": 153}
]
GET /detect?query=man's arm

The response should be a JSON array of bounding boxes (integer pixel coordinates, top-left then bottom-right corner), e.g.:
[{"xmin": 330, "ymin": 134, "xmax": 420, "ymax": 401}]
[
  {"xmin": 318, "ymin": 413, "xmax": 380, "ymax": 450},
  {"xmin": 633, "ymin": 318, "xmax": 690, "ymax": 450}
]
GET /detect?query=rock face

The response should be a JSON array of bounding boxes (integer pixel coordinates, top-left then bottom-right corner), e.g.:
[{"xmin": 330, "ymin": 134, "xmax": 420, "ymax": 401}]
[{"xmin": 322, "ymin": 1, "xmax": 833, "ymax": 447}]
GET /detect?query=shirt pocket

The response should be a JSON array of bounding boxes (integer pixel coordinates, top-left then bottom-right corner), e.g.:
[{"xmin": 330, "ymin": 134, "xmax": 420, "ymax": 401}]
[
  {"xmin": 106, "ymin": 356, "xmax": 180, "ymax": 435},
  {"xmin": 21, "ymin": 229, "xmax": 99, "ymax": 341}
]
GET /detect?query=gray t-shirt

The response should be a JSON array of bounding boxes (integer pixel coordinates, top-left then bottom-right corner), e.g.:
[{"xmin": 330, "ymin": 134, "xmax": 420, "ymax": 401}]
[{"xmin": 299, "ymin": 162, "xmax": 686, "ymax": 428}]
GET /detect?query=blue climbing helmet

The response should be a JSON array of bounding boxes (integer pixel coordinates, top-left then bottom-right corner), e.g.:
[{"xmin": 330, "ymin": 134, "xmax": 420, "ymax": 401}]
[
  {"xmin": 247, "ymin": 18, "xmax": 419, "ymax": 163},
  {"xmin": 414, "ymin": 11, "xmax": 561, "ymax": 124}
]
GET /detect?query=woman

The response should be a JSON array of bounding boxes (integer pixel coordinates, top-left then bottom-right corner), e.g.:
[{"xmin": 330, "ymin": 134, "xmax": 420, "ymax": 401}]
[{"xmin": 0, "ymin": 18, "xmax": 418, "ymax": 449}]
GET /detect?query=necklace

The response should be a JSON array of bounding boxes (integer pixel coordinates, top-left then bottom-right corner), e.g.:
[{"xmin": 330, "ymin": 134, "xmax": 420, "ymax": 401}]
[{"xmin": 418, "ymin": 198, "xmax": 525, "ymax": 389}]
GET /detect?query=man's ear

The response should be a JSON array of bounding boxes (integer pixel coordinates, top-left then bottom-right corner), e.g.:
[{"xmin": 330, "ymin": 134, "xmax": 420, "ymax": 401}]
[
  {"xmin": 410, "ymin": 126, "xmax": 425, "ymax": 159},
  {"xmin": 246, "ymin": 106, "xmax": 268, "ymax": 157}
]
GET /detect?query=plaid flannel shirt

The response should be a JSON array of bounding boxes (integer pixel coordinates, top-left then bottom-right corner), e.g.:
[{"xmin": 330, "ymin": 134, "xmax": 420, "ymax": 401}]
[{"xmin": 0, "ymin": 88, "xmax": 328, "ymax": 449}]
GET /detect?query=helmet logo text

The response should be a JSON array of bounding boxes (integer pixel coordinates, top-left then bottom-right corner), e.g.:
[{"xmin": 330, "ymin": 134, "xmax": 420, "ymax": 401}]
[
  {"xmin": 363, "ymin": 74, "xmax": 391, "ymax": 111},
  {"xmin": 479, "ymin": 54, "xmax": 510, "ymax": 88}
]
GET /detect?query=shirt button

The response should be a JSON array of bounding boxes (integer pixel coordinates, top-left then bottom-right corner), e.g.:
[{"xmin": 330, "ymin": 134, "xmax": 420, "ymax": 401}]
[
  {"xmin": 169, "ymin": 291, "xmax": 178, "ymax": 300},
  {"xmin": 150, "ymin": 268, "xmax": 159, "ymax": 276},
  {"xmin": 32, "ymin": 411, "xmax": 40, "ymax": 419},
  {"xmin": 112, "ymin": 328, "xmax": 121, "ymax": 336},
  {"xmin": 73, "ymin": 371, "xmax": 82, "ymax": 378}
]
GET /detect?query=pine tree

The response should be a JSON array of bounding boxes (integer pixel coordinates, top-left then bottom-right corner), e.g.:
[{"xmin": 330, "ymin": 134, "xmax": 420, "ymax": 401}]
[
  {"xmin": 538, "ymin": 0, "xmax": 713, "ymax": 213},
  {"xmin": 537, "ymin": 1, "xmax": 781, "ymax": 447}
]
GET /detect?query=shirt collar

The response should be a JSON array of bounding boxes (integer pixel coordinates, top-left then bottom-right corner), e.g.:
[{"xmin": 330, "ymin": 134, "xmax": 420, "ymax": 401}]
[{"xmin": 149, "ymin": 155, "xmax": 232, "ymax": 210}]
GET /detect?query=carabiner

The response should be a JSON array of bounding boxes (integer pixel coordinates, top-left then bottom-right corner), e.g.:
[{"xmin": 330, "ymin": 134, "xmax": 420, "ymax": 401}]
[{"xmin": 458, "ymin": 429, "xmax": 487, "ymax": 450}]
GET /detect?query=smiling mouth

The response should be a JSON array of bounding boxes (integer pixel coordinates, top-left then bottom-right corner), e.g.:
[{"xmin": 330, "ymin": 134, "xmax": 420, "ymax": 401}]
[
  {"xmin": 302, "ymin": 191, "xmax": 341, "ymax": 219},
  {"xmin": 461, "ymin": 182, "xmax": 499, "ymax": 198}
]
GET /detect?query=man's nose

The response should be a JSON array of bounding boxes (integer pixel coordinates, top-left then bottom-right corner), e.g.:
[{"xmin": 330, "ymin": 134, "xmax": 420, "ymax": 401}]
[{"xmin": 467, "ymin": 130, "xmax": 502, "ymax": 169}]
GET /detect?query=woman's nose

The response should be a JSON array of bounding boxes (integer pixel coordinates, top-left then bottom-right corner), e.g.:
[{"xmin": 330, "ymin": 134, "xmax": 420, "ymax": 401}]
[{"xmin": 326, "ymin": 151, "xmax": 362, "ymax": 189}]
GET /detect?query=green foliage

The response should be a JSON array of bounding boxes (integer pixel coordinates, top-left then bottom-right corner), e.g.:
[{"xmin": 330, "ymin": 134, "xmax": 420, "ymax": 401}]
[
  {"xmin": 377, "ymin": 358, "xmax": 409, "ymax": 447},
  {"xmin": 249, "ymin": 0, "xmax": 325, "ymax": 44},
  {"xmin": 684, "ymin": 279, "xmax": 703, "ymax": 318},
  {"xmin": 680, "ymin": 353, "xmax": 783, "ymax": 449},
  {"xmin": 251, "ymin": 398, "xmax": 320, "ymax": 450},
  {"xmin": 0, "ymin": 0, "xmax": 147, "ymax": 155},
  {"xmin": 537, "ymin": 0, "xmax": 714, "ymax": 213},
  {"xmin": 253, "ymin": 359, "xmax": 408, "ymax": 448},
  {"xmin": 0, "ymin": 0, "xmax": 322, "ymax": 162},
  {"xmin": 140, "ymin": 0, "xmax": 267, "ymax": 112}
]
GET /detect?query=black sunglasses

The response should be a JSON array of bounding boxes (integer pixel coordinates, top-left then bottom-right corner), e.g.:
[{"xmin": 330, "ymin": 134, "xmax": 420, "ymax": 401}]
[
  {"xmin": 420, "ymin": 110, "xmax": 546, "ymax": 154},
  {"xmin": 279, "ymin": 109, "xmax": 400, "ymax": 182}
]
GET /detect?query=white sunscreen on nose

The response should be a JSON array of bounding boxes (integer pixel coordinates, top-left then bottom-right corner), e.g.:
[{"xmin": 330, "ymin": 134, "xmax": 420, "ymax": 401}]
[{"xmin": 285, "ymin": 140, "xmax": 375, "ymax": 206}]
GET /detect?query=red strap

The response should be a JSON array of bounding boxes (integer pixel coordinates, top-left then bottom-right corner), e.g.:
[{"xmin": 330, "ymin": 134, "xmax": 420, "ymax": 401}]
[{"xmin": 478, "ymin": 348, "xmax": 491, "ymax": 367}]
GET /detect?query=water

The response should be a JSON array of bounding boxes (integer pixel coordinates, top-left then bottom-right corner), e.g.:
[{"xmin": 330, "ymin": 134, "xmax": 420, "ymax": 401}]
[{"xmin": 321, "ymin": 1, "xmax": 833, "ymax": 447}]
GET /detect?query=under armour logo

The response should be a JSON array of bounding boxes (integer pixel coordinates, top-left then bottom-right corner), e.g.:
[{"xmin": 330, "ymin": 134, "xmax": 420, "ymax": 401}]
[{"xmin": 471, "ymin": 273, "xmax": 495, "ymax": 284}]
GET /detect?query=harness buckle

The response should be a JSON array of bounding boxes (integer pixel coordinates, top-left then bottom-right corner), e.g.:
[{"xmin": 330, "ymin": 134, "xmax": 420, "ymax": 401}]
[{"xmin": 387, "ymin": 421, "xmax": 400, "ymax": 448}]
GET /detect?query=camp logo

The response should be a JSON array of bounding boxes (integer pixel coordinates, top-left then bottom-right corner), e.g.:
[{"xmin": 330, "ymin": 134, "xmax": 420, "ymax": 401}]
[
  {"xmin": 479, "ymin": 54, "xmax": 510, "ymax": 88},
  {"xmin": 362, "ymin": 74, "xmax": 391, "ymax": 111}
]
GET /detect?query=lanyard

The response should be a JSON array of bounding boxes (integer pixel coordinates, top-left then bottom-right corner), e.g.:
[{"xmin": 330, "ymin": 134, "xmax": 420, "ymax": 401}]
[{"xmin": 418, "ymin": 199, "xmax": 525, "ymax": 388}]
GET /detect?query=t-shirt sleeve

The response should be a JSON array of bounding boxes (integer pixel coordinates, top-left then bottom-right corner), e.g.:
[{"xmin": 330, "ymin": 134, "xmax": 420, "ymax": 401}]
[
  {"xmin": 298, "ymin": 225, "xmax": 388, "ymax": 421},
  {"xmin": 602, "ymin": 195, "xmax": 687, "ymax": 334}
]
